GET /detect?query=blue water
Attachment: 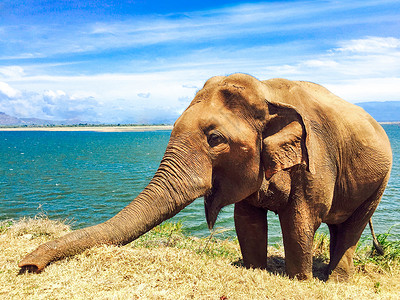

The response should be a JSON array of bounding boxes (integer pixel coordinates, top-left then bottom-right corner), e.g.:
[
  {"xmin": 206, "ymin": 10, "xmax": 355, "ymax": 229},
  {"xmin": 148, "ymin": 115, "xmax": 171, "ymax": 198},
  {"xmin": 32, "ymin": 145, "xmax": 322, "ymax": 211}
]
[{"xmin": 1, "ymin": 125, "xmax": 399, "ymax": 243}]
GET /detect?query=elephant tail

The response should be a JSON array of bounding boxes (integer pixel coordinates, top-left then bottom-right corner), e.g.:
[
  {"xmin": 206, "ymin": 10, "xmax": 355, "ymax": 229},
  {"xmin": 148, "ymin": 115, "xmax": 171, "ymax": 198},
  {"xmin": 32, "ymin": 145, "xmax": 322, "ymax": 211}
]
[{"xmin": 369, "ymin": 219, "xmax": 384, "ymax": 256}]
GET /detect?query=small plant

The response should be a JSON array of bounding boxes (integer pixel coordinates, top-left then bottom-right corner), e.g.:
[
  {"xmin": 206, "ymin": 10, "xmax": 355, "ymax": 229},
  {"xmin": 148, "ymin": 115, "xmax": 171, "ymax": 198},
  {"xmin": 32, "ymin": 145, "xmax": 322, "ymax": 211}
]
[
  {"xmin": 0, "ymin": 220, "xmax": 14, "ymax": 234},
  {"xmin": 313, "ymin": 232, "xmax": 330, "ymax": 260},
  {"xmin": 130, "ymin": 222, "xmax": 240, "ymax": 260},
  {"xmin": 131, "ymin": 221, "xmax": 186, "ymax": 248},
  {"xmin": 374, "ymin": 281, "xmax": 381, "ymax": 294},
  {"xmin": 152, "ymin": 220, "xmax": 184, "ymax": 237},
  {"xmin": 197, "ymin": 227, "xmax": 240, "ymax": 260},
  {"xmin": 355, "ymin": 227, "xmax": 400, "ymax": 271}
]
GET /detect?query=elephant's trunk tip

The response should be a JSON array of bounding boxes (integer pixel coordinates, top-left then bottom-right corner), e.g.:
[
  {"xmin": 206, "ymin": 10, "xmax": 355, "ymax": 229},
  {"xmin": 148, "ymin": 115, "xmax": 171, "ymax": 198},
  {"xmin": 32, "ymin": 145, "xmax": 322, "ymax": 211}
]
[
  {"xmin": 18, "ymin": 258, "xmax": 45, "ymax": 274},
  {"xmin": 18, "ymin": 245, "xmax": 54, "ymax": 274},
  {"xmin": 18, "ymin": 263, "xmax": 42, "ymax": 274}
]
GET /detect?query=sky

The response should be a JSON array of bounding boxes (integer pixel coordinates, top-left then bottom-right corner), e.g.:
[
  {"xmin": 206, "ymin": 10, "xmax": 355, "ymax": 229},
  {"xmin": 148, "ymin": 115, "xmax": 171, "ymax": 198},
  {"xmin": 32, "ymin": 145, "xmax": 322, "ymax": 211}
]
[{"xmin": 0, "ymin": 0, "xmax": 399, "ymax": 124}]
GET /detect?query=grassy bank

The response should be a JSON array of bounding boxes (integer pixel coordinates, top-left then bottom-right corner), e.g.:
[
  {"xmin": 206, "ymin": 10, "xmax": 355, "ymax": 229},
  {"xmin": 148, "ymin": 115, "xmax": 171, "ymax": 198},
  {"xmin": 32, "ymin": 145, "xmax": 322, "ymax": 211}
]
[{"xmin": 1, "ymin": 217, "xmax": 399, "ymax": 299}]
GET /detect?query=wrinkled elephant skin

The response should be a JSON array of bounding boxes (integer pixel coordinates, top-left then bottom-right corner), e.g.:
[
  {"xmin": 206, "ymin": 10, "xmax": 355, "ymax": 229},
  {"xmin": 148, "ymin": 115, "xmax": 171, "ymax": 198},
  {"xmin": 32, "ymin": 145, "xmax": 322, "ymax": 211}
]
[{"xmin": 19, "ymin": 74, "xmax": 392, "ymax": 282}]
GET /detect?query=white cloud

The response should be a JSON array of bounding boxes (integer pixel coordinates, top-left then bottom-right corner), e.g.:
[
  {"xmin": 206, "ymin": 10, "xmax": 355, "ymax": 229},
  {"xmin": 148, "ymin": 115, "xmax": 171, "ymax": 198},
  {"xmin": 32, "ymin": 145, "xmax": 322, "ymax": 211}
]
[
  {"xmin": 260, "ymin": 36, "xmax": 400, "ymax": 102},
  {"xmin": 302, "ymin": 60, "xmax": 339, "ymax": 69},
  {"xmin": 0, "ymin": 81, "xmax": 20, "ymax": 98},
  {"xmin": 43, "ymin": 90, "xmax": 67, "ymax": 102},
  {"xmin": 0, "ymin": 66, "xmax": 25, "ymax": 79},
  {"xmin": 0, "ymin": 82, "xmax": 100, "ymax": 121},
  {"xmin": 0, "ymin": 74, "xmax": 195, "ymax": 123},
  {"xmin": 333, "ymin": 37, "xmax": 400, "ymax": 54},
  {"xmin": 325, "ymin": 78, "xmax": 400, "ymax": 102},
  {"xmin": 137, "ymin": 92, "xmax": 151, "ymax": 99},
  {"xmin": 182, "ymin": 84, "xmax": 199, "ymax": 89},
  {"xmin": 263, "ymin": 65, "xmax": 302, "ymax": 76}
]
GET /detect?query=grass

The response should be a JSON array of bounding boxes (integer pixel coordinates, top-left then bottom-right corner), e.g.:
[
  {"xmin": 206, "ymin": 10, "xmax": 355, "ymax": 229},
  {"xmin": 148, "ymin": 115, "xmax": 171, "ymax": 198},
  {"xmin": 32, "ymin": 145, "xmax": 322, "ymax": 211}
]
[
  {"xmin": 1, "ymin": 217, "xmax": 400, "ymax": 299},
  {"xmin": 355, "ymin": 228, "xmax": 400, "ymax": 272}
]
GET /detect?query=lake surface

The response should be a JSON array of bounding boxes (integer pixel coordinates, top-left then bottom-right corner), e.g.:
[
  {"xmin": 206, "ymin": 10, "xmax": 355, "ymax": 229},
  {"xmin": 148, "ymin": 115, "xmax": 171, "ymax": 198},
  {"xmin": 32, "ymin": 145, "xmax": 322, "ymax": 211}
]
[{"xmin": 1, "ymin": 124, "xmax": 399, "ymax": 243}]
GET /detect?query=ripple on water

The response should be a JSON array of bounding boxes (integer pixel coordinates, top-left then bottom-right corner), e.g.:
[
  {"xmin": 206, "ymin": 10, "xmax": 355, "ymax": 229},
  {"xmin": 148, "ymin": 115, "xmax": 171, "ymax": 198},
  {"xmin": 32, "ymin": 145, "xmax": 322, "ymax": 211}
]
[{"xmin": 0, "ymin": 128, "xmax": 399, "ymax": 242}]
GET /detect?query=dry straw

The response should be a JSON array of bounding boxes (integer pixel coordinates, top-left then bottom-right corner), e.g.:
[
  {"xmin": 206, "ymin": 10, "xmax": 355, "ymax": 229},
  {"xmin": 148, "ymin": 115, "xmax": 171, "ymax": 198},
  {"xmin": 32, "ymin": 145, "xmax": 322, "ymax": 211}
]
[{"xmin": 1, "ymin": 217, "xmax": 399, "ymax": 299}]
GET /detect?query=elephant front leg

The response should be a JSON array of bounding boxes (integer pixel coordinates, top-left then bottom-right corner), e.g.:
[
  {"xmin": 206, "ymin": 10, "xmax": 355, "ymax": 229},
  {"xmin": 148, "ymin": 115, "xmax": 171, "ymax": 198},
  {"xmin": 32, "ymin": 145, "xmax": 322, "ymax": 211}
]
[
  {"xmin": 234, "ymin": 197, "xmax": 268, "ymax": 269},
  {"xmin": 279, "ymin": 204, "xmax": 317, "ymax": 280}
]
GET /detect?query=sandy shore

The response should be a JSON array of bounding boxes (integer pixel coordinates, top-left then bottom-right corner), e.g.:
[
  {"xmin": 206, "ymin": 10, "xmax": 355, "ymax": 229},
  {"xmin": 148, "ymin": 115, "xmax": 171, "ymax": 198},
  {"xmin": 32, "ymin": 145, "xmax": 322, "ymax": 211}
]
[{"xmin": 0, "ymin": 125, "xmax": 173, "ymax": 132}]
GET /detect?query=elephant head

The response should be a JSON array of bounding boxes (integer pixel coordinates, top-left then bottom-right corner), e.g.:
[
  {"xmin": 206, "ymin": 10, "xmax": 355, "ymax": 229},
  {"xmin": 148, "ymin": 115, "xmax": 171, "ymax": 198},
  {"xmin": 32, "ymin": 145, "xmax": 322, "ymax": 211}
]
[{"xmin": 19, "ymin": 73, "xmax": 315, "ymax": 273}]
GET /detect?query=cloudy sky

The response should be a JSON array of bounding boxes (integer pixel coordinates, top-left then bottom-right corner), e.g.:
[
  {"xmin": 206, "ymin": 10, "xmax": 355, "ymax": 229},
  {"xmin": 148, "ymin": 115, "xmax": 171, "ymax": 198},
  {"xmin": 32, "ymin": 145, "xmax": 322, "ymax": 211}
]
[{"xmin": 0, "ymin": 0, "xmax": 399, "ymax": 124}]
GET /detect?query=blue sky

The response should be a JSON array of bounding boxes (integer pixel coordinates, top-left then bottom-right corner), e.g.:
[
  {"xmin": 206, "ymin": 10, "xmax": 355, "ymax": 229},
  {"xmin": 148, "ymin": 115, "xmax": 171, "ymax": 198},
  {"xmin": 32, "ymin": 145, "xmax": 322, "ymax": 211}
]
[{"xmin": 0, "ymin": 0, "xmax": 399, "ymax": 124}]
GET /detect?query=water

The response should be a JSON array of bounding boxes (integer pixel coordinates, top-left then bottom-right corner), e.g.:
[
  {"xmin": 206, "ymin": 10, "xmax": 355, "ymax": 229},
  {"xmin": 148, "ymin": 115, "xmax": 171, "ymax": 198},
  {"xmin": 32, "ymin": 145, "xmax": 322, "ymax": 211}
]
[{"xmin": 1, "ymin": 125, "xmax": 399, "ymax": 243}]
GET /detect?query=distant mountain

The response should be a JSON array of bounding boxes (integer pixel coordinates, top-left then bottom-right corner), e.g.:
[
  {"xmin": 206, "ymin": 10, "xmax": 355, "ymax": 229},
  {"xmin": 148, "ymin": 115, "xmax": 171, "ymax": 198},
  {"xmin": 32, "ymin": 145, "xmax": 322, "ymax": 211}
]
[
  {"xmin": 356, "ymin": 101, "xmax": 400, "ymax": 122},
  {"xmin": 18, "ymin": 117, "xmax": 58, "ymax": 125},
  {"xmin": 0, "ymin": 112, "xmax": 87, "ymax": 126},
  {"xmin": 0, "ymin": 112, "xmax": 21, "ymax": 125}
]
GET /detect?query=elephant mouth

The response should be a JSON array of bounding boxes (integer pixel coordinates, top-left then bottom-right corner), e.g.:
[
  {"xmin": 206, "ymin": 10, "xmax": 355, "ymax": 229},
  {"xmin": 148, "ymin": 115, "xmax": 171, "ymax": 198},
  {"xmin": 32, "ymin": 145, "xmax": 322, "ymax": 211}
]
[{"xmin": 204, "ymin": 180, "xmax": 222, "ymax": 230}]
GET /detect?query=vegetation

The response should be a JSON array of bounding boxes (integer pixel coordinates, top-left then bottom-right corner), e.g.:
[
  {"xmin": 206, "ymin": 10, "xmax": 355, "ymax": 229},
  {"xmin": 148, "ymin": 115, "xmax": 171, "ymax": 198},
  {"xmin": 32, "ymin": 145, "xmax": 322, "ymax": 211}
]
[{"xmin": 1, "ymin": 217, "xmax": 399, "ymax": 299}]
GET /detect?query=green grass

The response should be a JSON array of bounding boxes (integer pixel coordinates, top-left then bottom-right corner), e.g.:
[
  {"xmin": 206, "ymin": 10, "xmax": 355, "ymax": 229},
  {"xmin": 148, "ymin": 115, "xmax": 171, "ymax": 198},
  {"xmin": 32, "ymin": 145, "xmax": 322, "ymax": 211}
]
[
  {"xmin": 130, "ymin": 221, "xmax": 241, "ymax": 261},
  {"xmin": 355, "ymin": 229, "xmax": 400, "ymax": 271},
  {"xmin": 0, "ymin": 220, "xmax": 13, "ymax": 234}
]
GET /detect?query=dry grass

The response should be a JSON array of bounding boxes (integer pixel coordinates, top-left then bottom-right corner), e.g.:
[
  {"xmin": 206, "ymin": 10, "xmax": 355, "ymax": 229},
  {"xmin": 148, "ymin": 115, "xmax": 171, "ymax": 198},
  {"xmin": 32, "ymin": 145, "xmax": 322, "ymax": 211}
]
[{"xmin": 1, "ymin": 217, "xmax": 400, "ymax": 299}]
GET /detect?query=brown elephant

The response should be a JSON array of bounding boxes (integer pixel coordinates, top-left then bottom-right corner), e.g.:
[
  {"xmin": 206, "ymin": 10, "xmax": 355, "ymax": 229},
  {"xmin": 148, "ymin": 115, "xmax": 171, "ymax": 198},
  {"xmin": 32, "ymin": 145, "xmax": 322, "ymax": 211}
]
[{"xmin": 19, "ymin": 73, "xmax": 392, "ymax": 281}]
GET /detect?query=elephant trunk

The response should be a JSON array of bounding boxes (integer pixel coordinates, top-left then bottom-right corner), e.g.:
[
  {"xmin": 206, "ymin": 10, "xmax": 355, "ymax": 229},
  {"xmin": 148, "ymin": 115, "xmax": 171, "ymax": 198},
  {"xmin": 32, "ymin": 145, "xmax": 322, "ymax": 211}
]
[{"xmin": 19, "ymin": 135, "xmax": 212, "ymax": 273}]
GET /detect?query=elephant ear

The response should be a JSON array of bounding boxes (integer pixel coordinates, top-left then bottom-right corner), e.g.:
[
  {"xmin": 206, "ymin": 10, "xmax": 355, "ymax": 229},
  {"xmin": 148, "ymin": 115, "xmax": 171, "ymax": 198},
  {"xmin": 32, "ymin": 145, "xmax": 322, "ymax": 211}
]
[{"xmin": 262, "ymin": 102, "xmax": 316, "ymax": 180}]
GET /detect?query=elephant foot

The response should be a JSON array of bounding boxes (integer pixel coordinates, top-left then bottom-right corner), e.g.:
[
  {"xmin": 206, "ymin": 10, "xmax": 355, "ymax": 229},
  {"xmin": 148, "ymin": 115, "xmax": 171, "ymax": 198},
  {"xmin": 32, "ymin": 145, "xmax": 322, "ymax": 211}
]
[
  {"xmin": 328, "ymin": 266, "xmax": 353, "ymax": 282},
  {"xmin": 292, "ymin": 272, "xmax": 313, "ymax": 281}
]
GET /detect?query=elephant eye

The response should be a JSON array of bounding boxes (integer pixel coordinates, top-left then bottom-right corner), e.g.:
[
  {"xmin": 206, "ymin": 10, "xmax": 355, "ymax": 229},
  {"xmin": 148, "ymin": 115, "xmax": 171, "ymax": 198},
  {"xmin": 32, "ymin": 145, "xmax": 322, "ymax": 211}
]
[{"xmin": 207, "ymin": 132, "xmax": 227, "ymax": 147}]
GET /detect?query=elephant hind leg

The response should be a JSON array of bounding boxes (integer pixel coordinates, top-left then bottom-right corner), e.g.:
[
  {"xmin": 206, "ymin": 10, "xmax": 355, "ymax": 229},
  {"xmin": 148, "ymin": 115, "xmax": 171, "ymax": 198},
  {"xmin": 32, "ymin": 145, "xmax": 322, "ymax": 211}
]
[
  {"xmin": 328, "ymin": 176, "xmax": 389, "ymax": 282},
  {"xmin": 327, "ymin": 222, "xmax": 357, "ymax": 281}
]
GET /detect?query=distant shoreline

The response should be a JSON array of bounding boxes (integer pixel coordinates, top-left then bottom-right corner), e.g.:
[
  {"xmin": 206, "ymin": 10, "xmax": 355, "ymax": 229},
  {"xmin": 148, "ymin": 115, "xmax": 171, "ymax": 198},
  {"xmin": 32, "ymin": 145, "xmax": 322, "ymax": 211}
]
[
  {"xmin": 0, "ymin": 122, "xmax": 398, "ymax": 132},
  {"xmin": 0, "ymin": 125, "xmax": 174, "ymax": 132},
  {"xmin": 379, "ymin": 122, "xmax": 400, "ymax": 125}
]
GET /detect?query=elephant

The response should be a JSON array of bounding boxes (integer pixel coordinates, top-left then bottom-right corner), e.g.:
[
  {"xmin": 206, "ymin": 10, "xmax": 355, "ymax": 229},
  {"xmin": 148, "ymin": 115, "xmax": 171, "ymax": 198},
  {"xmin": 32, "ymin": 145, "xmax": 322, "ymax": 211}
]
[{"xmin": 19, "ymin": 73, "xmax": 392, "ymax": 281}]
